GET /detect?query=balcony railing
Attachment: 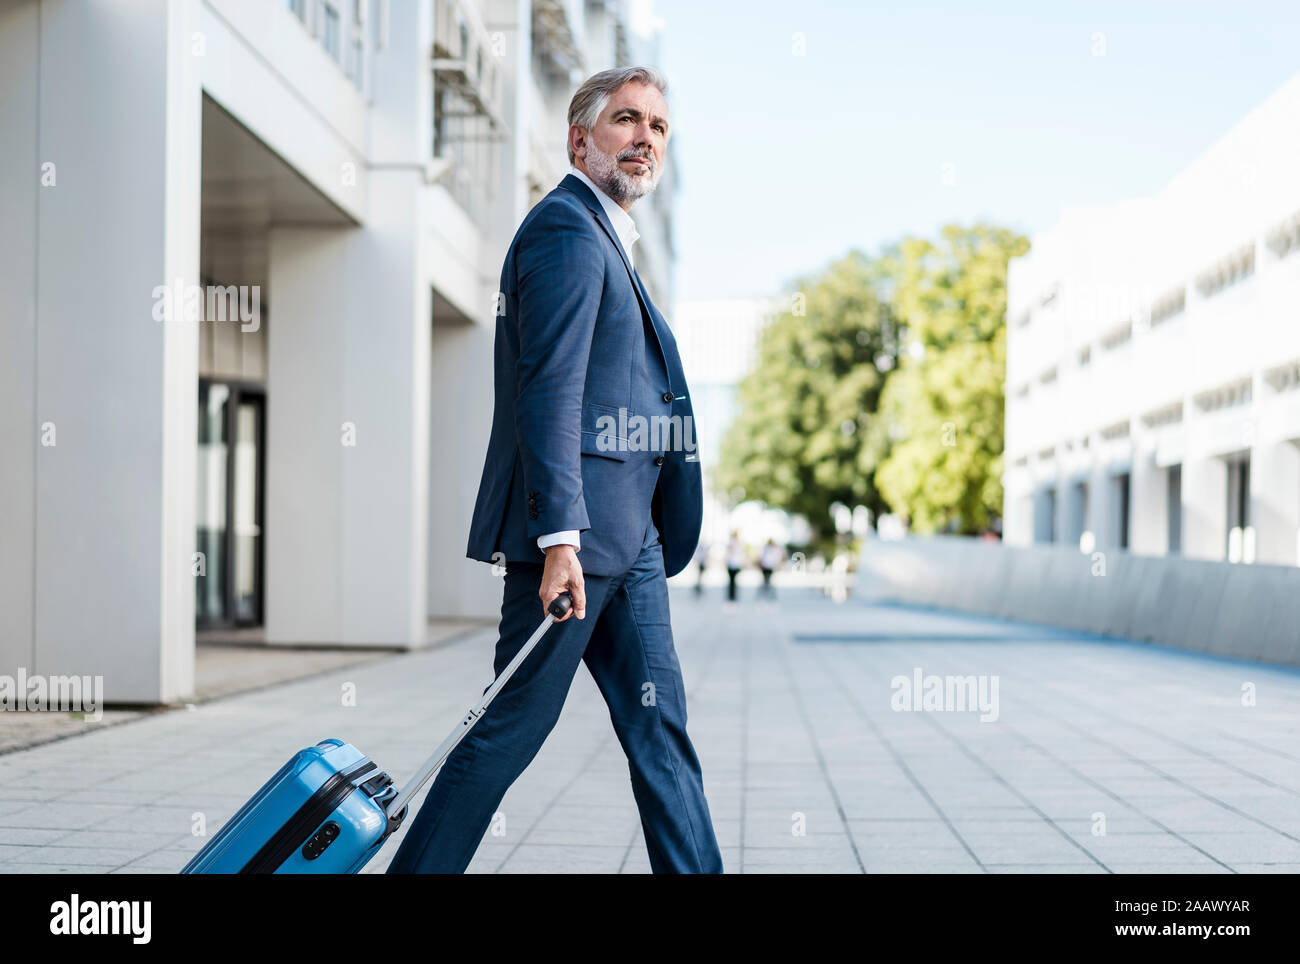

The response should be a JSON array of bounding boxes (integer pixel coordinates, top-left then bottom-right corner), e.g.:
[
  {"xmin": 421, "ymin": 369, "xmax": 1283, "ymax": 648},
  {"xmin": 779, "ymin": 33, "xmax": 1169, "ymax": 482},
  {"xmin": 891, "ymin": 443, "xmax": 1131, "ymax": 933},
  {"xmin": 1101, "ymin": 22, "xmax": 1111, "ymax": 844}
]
[{"xmin": 432, "ymin": 0, "xmax": 508, "ymax": 223}]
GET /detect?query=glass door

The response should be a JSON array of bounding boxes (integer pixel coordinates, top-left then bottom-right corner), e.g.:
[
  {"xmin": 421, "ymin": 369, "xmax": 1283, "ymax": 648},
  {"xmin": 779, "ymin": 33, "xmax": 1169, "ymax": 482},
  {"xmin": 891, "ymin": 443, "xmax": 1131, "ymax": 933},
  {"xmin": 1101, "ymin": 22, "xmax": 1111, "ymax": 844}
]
[{"xmin": 196, "ymin": 380, "xmax": 266, "ymax": 628}]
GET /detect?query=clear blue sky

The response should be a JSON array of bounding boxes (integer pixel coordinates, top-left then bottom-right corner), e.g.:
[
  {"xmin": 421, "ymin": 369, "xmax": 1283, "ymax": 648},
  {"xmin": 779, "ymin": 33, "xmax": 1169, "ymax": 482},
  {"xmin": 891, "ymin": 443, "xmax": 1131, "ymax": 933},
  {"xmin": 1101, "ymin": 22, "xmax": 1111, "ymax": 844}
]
[{"xmin": 652, "ymin": 0, "xmax": 1300, "ymax": 301}]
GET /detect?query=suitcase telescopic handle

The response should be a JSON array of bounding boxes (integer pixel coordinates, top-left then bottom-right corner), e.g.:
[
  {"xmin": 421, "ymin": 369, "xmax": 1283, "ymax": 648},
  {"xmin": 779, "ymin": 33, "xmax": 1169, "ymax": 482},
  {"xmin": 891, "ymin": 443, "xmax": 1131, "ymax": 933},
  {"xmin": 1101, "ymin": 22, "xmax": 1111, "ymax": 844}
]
[{"xmin": 384, "ymin": 591, "xmax": 574, "ymax": 831}]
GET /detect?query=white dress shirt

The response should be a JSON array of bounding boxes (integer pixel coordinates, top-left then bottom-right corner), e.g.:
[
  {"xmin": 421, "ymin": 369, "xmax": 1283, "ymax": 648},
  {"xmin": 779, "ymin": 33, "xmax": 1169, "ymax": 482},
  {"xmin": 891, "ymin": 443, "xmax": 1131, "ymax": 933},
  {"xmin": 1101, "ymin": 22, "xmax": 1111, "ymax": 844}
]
[
  {"xmin": 536, "ymin": 166, "xmax": 641, "ymax": 553},
  {"xmin": 567, "ymin": 164, "xmax": 640, "ymax": 266}
]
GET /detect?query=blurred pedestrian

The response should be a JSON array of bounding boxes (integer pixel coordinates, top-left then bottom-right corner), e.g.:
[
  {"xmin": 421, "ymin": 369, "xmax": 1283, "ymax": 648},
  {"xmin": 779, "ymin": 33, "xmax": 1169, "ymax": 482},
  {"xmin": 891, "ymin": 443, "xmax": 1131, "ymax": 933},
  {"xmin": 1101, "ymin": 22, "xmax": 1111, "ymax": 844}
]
[
  {"xmin": 691, "ymin": 540, "xmax": 709, "ymax": 595},
  {"xmin": 758, "ymin": 539, "xmax": 784, "ymax": 599},
  {"xmin": 725, "ymin": 530, "xmax": 745, "ymax": 605}
]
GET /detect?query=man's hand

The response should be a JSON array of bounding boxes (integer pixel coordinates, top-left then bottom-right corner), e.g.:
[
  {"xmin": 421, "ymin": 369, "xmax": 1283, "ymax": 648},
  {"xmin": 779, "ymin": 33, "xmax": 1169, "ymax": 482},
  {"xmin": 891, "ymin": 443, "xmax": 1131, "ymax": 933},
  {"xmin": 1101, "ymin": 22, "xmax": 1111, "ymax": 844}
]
[{"xmin": 540, "ymin": 545, "xmax": 585, "ymax": 621}]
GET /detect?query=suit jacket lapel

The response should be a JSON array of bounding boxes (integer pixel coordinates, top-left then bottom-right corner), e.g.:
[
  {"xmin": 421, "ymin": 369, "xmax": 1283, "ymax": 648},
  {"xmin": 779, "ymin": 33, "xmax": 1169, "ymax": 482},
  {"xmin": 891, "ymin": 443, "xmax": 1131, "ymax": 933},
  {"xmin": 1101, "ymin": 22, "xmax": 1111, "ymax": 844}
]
[
  {"xmin": 556, "ymin": 175, "xmax": 697, "ymax": 463},
  {"xmin": 559, "ymin": 174, "xmax": 669, "ymax": 366},
  {"xmin": 629, "ymin": 264, "xmax": 677, "ymax": 381}
]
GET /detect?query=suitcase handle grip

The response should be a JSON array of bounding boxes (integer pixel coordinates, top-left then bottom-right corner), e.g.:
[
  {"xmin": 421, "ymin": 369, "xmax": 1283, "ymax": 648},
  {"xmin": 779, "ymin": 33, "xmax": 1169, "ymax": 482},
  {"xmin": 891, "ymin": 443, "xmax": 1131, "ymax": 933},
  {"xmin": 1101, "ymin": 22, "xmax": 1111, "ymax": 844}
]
[{"xmin": 547, "ymin": 591, "xmax": 573, "ymax": 619}]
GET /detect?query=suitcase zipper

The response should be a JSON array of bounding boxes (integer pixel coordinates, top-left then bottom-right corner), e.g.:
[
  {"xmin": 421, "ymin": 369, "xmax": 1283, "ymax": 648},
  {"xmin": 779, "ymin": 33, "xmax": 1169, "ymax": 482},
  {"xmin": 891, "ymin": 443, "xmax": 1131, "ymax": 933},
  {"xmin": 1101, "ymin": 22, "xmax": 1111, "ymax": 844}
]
[{"xmin": 240, "ymin": 759, "xmax": 376, "ymax": 874}]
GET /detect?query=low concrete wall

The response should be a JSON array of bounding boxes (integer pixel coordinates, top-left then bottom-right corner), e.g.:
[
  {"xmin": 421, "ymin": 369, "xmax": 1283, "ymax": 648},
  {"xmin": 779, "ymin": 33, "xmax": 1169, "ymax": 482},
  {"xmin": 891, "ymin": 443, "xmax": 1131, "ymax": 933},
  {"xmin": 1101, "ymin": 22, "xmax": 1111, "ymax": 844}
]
[{"xmin": 858, "ymin": 536, "xmax": 1300, "ymax": 669}]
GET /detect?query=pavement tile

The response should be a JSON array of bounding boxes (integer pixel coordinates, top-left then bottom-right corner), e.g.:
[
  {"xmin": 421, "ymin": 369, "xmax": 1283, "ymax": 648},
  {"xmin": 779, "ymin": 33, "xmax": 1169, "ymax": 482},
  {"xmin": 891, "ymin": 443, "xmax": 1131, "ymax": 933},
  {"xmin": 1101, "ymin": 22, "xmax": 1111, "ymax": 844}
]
[
  {"xmin": 1174, "ymin": 832, "xmax": 1300, "ymax": 863},
  {"xmin": 1, "ymin": 590, "xmax": 1298, "ymax": 874},
  {"xmin": 985, "ymin": 864, "xmax": 1109, "ymax": 874}
]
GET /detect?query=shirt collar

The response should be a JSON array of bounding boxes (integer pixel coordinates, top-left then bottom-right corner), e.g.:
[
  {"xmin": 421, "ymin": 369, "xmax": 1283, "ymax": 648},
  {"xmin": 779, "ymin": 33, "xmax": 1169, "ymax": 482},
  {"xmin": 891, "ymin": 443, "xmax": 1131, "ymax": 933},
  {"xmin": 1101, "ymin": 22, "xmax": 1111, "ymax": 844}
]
[{"xmin": 569, "ymin": 165, "xmax": 640, "ymax": 260}]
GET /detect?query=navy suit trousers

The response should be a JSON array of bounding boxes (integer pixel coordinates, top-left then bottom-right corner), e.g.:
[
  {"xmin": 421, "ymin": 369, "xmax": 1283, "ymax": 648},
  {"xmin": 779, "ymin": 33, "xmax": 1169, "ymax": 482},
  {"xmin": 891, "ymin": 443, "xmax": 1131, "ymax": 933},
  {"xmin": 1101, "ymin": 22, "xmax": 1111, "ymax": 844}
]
[{"xmin": 385, "ymin": 519, "xmax": 723, "ymax": 874}]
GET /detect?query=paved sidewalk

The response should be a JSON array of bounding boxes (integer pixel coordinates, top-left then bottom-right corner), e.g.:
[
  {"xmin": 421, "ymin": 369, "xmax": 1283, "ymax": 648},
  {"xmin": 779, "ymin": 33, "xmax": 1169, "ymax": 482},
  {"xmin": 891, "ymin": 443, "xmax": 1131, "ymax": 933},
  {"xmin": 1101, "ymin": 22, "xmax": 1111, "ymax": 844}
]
[
  {"xmin": 2, "ymin": 584, "xmax": 1299, "ymax": 873},
  {"xmin": 0, "ymin": 619, "xmax": 491, "ymax": 755}
]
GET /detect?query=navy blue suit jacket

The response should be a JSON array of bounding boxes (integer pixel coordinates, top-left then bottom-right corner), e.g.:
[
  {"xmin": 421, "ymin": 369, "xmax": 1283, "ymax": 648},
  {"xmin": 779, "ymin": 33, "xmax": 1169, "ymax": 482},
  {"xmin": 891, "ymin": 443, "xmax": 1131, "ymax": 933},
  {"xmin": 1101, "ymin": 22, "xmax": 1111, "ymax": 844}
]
[{"xmin": 465, "ymin": 173, "xmax": 703, "ymax": 578}]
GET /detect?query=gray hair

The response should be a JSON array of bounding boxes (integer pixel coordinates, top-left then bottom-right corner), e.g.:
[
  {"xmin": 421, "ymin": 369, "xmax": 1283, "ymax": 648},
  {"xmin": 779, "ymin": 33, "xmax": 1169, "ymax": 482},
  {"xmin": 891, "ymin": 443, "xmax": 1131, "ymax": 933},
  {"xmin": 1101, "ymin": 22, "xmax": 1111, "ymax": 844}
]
[{"xmin": 567, "ymin": 66, "xmax": 669, "ymax": 165}]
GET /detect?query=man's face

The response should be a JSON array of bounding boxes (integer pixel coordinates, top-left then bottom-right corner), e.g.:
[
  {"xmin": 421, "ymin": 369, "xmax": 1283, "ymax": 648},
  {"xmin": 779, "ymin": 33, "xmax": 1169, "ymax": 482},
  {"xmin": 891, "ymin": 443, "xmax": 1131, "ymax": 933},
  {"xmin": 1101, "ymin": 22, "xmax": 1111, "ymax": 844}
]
[{"xmin": 572, "ymin": 81, "xmax": 670, "ymax": 207}]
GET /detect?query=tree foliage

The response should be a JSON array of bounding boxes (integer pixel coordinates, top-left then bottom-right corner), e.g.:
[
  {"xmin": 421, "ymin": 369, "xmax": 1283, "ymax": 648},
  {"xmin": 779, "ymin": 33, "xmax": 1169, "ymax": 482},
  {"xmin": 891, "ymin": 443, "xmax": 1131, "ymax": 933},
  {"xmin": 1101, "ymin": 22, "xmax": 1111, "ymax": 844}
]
[
  {"xmin": 872, "ymin": 224, "xmax": 1029, "ymax": 534},
  {"xmin": 713, "ymin": 222, "xmax": 1029, "ymax": 541},
  {"xmin": 713, "ymin": 252, "xmax": 897, "ymax": 543}
]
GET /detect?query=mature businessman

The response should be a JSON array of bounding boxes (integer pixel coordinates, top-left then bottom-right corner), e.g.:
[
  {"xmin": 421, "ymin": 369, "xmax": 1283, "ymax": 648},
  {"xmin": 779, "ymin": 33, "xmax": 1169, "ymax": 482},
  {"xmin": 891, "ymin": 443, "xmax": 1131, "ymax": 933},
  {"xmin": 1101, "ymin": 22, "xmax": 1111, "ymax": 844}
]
[{"xmin": 386, "ymin": 66, "xmax": 723, "ymax": 874}]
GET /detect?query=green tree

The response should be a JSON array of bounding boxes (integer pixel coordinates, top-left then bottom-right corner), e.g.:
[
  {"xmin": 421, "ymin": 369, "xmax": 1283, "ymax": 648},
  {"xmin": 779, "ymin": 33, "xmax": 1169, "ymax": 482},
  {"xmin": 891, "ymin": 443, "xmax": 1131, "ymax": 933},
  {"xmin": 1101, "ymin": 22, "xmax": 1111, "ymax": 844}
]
[
  {"xmin": 871, "ymin": 223, "xmax": 1029, "ymax": 533},
  {"xmin": 713, "ymin": 252, "xmax": 896, "ymax": 548}
]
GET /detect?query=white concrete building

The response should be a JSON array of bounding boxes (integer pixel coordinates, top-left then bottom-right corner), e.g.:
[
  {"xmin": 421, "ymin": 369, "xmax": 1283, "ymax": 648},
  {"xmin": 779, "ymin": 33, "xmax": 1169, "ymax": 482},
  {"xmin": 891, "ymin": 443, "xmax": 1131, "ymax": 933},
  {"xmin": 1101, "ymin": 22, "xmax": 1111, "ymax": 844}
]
[
  {"xmin": 1003, "ymin": 69, "xmax": 1300, "ymax": 568},
  {"xmin": 0, "ymin": 0, "xmax": 675, "ymax": 703}
]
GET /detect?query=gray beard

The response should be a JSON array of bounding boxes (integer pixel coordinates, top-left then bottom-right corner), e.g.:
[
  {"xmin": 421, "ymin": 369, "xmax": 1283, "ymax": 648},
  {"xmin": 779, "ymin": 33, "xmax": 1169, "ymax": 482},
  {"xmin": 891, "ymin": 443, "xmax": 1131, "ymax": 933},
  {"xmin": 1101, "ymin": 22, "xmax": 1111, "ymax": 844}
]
[{"xmin": 584, "ymin": 140, "xmax": 659, "ymax": 205}]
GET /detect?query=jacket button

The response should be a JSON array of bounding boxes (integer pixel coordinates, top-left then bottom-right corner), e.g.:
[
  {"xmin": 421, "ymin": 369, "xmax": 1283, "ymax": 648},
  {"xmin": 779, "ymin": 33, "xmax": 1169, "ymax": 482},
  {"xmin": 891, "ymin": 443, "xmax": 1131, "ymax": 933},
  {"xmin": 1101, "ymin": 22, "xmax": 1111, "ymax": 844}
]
[
  {"xmin": 654, "ymin": 455, "xmax": 665, "ymax": 466},
  {"xmin": 662, "ymin": 391, "xmax": 674, "ymax": 403}
]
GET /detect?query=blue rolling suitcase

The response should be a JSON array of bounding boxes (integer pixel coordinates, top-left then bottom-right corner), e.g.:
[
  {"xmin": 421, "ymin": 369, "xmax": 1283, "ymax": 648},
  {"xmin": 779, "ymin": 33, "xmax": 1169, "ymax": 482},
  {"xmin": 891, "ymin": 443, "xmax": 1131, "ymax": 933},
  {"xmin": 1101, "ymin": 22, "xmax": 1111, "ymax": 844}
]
[{"xmin": 180, "ymin": 592, "xmax": 573, "ymax": 874}]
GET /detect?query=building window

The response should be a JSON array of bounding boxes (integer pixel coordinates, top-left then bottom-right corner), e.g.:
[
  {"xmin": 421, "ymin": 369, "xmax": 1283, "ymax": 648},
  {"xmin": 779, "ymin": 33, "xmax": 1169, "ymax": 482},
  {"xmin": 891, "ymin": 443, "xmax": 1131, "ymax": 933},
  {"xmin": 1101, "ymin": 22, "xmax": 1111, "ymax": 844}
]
[
  {"xmin": 1149, "ymin": 286, "xmax": 1186, "ymax": 326},
  {"xmin": 1194, "ymin": 377, "xmax": 1252, "ymax": 413},
  {"xmin": 1115, "ymin": 472, "xmax": 1130, "ymax": 550},
  {"xmin": 1265, "ymin": 211, "xmax": 1300, "ymax": 258},
  {"xmin": 349, "ymin": 35, "xmax": 364, "ymax": 82},
  {"xmin": 196, "ymin": 381, "xmax": 266, "ymax": 628},
  {"xmin": 1226, "ymin": 455, "xmax": 1253, "ymax": 563},
  {"xmin": 1073, "ymin": 480, "xmax": 1089, "ymax": 550},
  {"xmin": 1141, "ymin": 400, "xmax": 1184, "ymax": 429},
  {"xmin": 1263, "ymin": 359, "xmax": 1300, "ymax": 393},
  {"xmin": 1100, "ymin": 420, "xmax": 1130, "ymax": 442},
  {"xmin": 321, "ymin": 1, "xmax": 341, "ymax": 62},
  {"xmin": 1167, "ymin": 464, "xmax": 1181, "ymax": 555},
  {"xmin": 344, "ymin": 0, "xmax": 365, "ymax": 85},
  {"xmin": 1100, "ymin": 321, "xmax": 1132, "ymax": 351},
  {"xmin": 285, "ymin": 0, "xmax": 307, "ymax": 21},
  {"xmin": 1038, "ymin": 487, "xmax": 1057, "ymax": 544},
  {"xmin": 1195, "ymin": 242, "xmax": 1255, "ymax": 298}
]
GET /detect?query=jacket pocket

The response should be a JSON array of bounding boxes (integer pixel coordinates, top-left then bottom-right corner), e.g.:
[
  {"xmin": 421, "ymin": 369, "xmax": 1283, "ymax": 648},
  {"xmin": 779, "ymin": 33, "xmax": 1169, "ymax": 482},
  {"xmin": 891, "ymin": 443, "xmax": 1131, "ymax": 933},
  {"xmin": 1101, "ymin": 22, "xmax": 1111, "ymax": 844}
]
[
  {"xmin": 581, "ymin": 401, "xmax": 623, "ymax": 431},
  {"xmin": 580, "ymin": 429, "xmax": 629, "ymax": 461}
]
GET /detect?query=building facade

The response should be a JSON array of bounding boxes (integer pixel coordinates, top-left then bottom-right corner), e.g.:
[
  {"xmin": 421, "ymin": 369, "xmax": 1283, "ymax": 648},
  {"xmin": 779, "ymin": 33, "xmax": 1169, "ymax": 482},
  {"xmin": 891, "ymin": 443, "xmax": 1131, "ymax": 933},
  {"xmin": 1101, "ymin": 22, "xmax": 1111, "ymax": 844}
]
[
  {"xmin": 1003, "ymin": 70, "xmax": 1300, "ymax": 568},
  {"xmin": 0, "ymin": 0, "xmax": 675, "ymax": 702}
]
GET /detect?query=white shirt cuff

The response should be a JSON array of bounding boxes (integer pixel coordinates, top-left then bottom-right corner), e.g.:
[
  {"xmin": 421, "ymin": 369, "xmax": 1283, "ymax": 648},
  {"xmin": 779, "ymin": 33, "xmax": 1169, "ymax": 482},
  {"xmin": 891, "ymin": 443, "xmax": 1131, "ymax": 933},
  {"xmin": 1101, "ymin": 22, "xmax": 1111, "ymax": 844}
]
[{"xmin": 537, "ymin": 530, "xmax": 581, "ymax": 551}]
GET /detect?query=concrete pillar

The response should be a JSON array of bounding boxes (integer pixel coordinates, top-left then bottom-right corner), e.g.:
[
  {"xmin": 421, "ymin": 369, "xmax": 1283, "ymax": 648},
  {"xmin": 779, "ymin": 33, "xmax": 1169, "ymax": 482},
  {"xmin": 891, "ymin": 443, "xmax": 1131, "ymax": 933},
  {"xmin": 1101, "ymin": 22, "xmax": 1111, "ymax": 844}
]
[
  {"xmin": 0, "ymin": 0, "xmax": 201, "ymax": 703},
  {"xmin": 428, "ymin": 322, "xmax": 499, "ymax": 618},
  {"xmin": 1251, "ymin": 439, "xmax": 1300, "ymax": 566},
  {"xmin": 1183, "ymin": 455, "xmax": 1228, "ymax": 561},
  {"xmin": 1001, "ymin": 482, "xmax": 1033, "ymax": 546},
  {"xmin": 265, "ymin": 176, "xmax": 430, "ymax": 645},
  {"xmin": 1130, "ymin": 444, "xmax": 1167, "ymax": 555},
  {"xmin": 1061, "ymin": 475, "xmax": 1089, "ymax": 550},
  {"xmin": 0, "ymin": 1, "xmax": 40, "ymax": 673}
]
